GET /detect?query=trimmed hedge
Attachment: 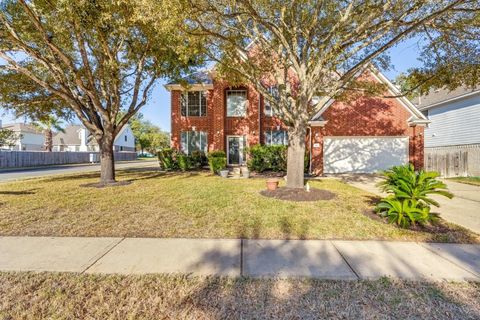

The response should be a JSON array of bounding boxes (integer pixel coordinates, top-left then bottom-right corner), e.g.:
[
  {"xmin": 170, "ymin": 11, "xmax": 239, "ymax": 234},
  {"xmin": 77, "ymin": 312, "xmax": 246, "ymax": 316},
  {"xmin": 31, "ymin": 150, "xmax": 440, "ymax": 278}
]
[
  {"xmin": 247, "ymin": 144, "xmax": 287, "ymax": 172},
  {"xmin": 247, "ymin": 144, "xmax": 310, "ymax": 173},
  {"xmin": 158, "ymin": 148, "xmax": 178, "ymax": 170},
  {"xmin": 208, "ymin": 150, "xmax": 227, "ymax": 173},
  {"xmin": 158, "ymin": 149, "xmax": 207, "ymax": 171}
]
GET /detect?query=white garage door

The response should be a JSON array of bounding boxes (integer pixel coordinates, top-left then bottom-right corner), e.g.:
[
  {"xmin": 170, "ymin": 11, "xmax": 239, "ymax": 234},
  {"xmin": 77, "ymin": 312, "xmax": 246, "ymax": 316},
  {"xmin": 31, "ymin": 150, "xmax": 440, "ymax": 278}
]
[{"xmin": 323, "ymin": 137, "xmax": 409, "ymax": 173}]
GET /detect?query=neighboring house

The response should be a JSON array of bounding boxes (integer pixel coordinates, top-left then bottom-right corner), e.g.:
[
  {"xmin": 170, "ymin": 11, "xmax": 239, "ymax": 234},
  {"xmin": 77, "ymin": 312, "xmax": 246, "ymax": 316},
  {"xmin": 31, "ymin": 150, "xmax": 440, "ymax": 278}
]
[
  {"xmin": 416, "ymin": 87, "xmax": 480, "ymax": 176},
  {"xmin": 52, "ymin": 124, "xmax": 135, "ymax": 152},
  {"xmin": 165, "ymin": 68, "xmax": 428, "ymax": 175},
  {"xmin": 0, "ymin": 122, "xmax": 44, "ymax": 151}
]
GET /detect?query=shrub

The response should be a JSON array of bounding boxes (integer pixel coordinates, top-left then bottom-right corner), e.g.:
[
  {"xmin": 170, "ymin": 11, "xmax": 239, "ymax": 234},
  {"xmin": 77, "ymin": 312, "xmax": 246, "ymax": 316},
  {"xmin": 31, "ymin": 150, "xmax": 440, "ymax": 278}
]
[
  {"xmin": 375, "ymin": 163, "xmax": 452, "ymax": 228},
  {"xmin": 190, "ymin": 150, "xmax": 207, "ymax": 169},
  {"xmin": 376, "ymin": 198, "xmax": 437, "ymax": 228},
  {"xmin": 247, "ymin": 144, "xmax": 287, "ymax": 172},
  {"xmin": 208, "ymin": 150, "xmax": 227, "ymax": 173},
  {"xmin": 158, "ymin": 148, "xmax": 178, "ymax": 170},
  {"xmin": 377, "ymin": 163, "xmax": 453, "ymax": 207},
  {"xmin": 177, "ymin": 154, "xmax": 193, "ymax": 171}
]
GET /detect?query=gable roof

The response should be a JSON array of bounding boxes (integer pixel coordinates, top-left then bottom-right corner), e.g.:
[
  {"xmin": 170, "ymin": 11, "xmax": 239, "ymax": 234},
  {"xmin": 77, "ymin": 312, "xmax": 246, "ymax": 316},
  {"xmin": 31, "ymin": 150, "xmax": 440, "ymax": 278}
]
[
  {"xmin": 52, "ymin": 125, "xmax": 88, "ymax": 146},
  {"xmin": 164, "ymin": 70, "xmax": 214, "ymax": 91},
  {"xmin": 2, "ymin": 123, "xmax": 43, "ymax": 135},
  {"xmin": 415, "ymin": 87, "xmax": 480, "ymax": 110},
  {"xmin": 311, "ymin": 67, "xmax": 429, "ymax": 124}
]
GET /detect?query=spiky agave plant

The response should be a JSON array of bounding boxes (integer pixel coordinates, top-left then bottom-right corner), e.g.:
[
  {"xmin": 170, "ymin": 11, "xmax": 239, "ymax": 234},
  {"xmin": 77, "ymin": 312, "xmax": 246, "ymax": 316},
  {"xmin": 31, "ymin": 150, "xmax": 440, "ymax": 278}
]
[{"xmin": 377, "ymin": 164, "xmax": 453, "ymax": 207}]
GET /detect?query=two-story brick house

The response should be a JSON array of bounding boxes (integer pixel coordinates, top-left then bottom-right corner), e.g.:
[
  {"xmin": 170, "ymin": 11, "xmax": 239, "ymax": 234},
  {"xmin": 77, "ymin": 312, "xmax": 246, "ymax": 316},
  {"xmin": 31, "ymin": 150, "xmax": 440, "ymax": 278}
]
[{"xmin": 165, "ymin": 68, "xmax": 429, "ymax": 175}]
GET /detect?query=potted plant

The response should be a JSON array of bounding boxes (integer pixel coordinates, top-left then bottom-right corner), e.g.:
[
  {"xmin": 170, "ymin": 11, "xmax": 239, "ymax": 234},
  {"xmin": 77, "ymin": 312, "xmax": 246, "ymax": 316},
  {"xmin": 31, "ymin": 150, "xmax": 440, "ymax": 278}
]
[
  {"xmin": 219, "ymin": 169, "xmax": 229, "ymax": 178},
  {"xmin": 241, "ymin": 167, "xmax": 250, "ymax": 178},
  {"xmin": 266, "ymin": 178, "xmax": 280, "ymax": 191}
]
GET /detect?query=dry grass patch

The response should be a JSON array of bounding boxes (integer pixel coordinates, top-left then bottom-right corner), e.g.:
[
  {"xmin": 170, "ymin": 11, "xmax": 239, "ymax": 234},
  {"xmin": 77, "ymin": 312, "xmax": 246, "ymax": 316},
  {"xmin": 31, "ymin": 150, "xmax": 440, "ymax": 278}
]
[
  {"xmin": 0, "ymin": 272, "xmax": 479, "ymax": 319},
  {"xmin": 0, "ymin": 168, "xmax": 477, "ymax": 242},
  {"xmin": 449, "ymin": 177, "xmax": 480, "ymax": 186}
]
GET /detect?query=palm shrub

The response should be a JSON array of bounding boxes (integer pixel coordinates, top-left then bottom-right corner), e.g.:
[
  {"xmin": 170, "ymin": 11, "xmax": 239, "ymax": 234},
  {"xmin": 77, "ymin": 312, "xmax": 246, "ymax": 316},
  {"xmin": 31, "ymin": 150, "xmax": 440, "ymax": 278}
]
[
  {"xmin": 376, "ymin": 163, "xmax": 453, "ymax": 227},
  {"xmin": 208, "ymin": 150, "xmax": 227, "ymax": 173},
  {"xmin": 377, "ymin": 163, "xmax": 453, "ymax": 207},
  {"xmin": 177, "ymin": 154, "xmax": 193, "ymax": 171},
  {"xmin": 376, "ymin": 198, "xmax": 437, "ymax": 228}
]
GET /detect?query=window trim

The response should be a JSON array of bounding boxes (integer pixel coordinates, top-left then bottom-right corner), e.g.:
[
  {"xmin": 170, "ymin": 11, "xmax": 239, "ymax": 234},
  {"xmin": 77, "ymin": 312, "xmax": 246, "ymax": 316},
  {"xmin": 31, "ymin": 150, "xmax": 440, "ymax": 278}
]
[
  {"xmin": 181, "ymin": 91, "xmax": 207, "ymax": 117},
  {"xmin": 180, "ymin": 131, "xmax": 208, "ymax": 155},
  {"xmin": 265, "ymin": 130, "xmax": 289, "ymax": 146},
  {"xmin": 226, "ymin": 89, "xmax": 248, "ymax": 117},
  {"xmin": 264, "ymin": 86, "xmax": 279, "ymax": 117}
]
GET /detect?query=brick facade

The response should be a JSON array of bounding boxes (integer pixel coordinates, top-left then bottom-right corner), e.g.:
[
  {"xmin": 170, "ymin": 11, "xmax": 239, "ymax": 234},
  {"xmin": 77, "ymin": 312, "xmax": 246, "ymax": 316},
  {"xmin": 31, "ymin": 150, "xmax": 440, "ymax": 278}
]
[{"xmin": 170, "ymin": 72, "xmax": 425, "ymax": 175}]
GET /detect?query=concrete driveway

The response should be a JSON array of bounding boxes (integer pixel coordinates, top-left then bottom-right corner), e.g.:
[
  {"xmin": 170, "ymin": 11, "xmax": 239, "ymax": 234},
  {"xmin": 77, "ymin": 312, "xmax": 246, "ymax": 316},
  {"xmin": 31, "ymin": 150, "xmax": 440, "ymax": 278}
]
[{"xmin": 339, "ymin": 174, "xmax": 480, "ymax": 234}]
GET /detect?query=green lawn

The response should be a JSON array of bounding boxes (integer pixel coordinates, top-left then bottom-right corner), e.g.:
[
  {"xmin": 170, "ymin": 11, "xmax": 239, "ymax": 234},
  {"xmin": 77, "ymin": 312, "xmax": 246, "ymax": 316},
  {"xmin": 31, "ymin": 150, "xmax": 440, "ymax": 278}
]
[
  {"xmin": 0, "ymin": 168, "xmax": 477, "ymax": 242},
  {"xmin": 449, "ymin": 176, "xmax": 480, "ymax": 186},
  {"xmin": 1, "ymin": 272, "xmax": 479, "ymax": 319}
]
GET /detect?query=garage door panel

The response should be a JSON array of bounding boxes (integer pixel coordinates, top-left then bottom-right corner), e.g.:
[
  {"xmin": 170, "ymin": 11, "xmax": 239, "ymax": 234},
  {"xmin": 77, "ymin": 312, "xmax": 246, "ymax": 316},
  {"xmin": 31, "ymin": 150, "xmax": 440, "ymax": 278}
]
[{"xmin": 324, "ymin": 137, "xmax": 408, "ymax": 173}]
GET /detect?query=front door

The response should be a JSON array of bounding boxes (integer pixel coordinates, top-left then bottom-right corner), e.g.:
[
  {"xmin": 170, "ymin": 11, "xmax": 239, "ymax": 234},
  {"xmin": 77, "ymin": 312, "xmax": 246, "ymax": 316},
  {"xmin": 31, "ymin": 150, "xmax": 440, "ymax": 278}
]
[{"xmin": 227, "ymin": 136, "xmax": 245, "ymax": 165}]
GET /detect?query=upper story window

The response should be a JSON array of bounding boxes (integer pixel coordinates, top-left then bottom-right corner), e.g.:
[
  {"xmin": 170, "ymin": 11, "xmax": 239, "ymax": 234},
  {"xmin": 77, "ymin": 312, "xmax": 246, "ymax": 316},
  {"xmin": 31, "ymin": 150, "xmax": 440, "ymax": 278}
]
[
  {"xmin": 264, "ymin": 86, "xmax": 280, "ymax": 117},
  {"xmin": 265, "ymin": 130, "xmax": 288, "ymax": 146},
  {"xmin": 226, "ymin": 90, "xmax": 247, "ymax": 117},
  {"xmin": 181, "ymin": 91, "xmax": 207, "ymax": 117},
  {"xmin": 124, "ymin": 135, "xmax": 127, "ymax": 142},
  {"xmin": 181, "ymin": 131, "xmax": 208, "ymax": 155}
]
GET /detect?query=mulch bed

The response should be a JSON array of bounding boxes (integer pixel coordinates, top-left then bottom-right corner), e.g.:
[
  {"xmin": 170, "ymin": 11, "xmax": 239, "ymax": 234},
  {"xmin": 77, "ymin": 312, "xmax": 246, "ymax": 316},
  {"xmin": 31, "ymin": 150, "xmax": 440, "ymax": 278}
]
[{"xmin": 260, "ymin": 187, "xmax": 336, "ymax": 202}]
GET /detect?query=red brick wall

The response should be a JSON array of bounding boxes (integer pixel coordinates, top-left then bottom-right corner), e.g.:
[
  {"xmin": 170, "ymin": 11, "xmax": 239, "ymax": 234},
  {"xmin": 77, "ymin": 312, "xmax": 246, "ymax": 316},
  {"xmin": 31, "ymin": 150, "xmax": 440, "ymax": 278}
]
[
  {"xmin": 170, "ymin": 72, "xmax": 425, "ymax": 173},
  {"xmin": 309, "ymin": 94, "xmax": 424, "ymax": 175}
]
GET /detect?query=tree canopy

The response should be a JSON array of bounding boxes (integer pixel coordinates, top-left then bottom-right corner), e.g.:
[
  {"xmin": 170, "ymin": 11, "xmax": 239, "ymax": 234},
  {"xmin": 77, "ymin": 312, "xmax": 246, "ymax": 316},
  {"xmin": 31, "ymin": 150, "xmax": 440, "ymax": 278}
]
[
  {"xmin": 185, "ymin": 0, "xmax": 479, "ymax": 188},
  {"xmin": 0, "ymin": 0, "xmax": 204, "ymax": 183}
]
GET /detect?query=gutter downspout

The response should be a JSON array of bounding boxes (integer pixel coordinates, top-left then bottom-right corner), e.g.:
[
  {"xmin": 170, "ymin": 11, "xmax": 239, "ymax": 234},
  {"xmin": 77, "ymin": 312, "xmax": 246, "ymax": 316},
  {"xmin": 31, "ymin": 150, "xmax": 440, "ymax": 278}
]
[
  {"xmin": 258, "ymin": 93, "xmax": 262, "ymax": 145},
  {"xmin": 308, "ymin": 126, "xmax": 312, "ymax": 175}
]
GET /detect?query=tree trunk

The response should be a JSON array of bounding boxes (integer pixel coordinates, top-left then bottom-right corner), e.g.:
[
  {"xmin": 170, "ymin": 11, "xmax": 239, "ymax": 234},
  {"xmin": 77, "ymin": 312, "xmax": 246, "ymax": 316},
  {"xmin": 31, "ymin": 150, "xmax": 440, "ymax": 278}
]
[
  {"xmin": 286, "ymin": 124, "xmax": 307, "ymax": 189},
  {"xmin": 44, "ymin": 129, "xmax": 53, "ymax": 152},
  {"xmin": 99, "ymin": 136, "xmax": 116, "ymax": 184}
]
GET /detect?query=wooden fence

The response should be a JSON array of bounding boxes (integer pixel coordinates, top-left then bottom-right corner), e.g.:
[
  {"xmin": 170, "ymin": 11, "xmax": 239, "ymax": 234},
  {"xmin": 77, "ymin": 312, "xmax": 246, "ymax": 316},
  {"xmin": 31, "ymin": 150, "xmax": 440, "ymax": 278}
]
[
  {"xmin": 0, "ymin": 151, "xmax": 137, "ymax": 169},
  {"xmin": 425, "ymin": 144, "xmax": 480, "ymax": 177}
]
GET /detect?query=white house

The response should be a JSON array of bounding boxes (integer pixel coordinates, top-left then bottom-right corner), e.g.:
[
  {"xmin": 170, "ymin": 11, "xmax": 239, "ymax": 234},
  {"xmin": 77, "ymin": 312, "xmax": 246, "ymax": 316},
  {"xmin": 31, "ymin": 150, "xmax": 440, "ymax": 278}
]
[
  {"xmin": 417, "ymin": 87, "xmax": 480, "ymax": 176},
  {"xmin": 52, "ymin": 124, "xmax": 135, "ymax": 152},
  {"xmin": 0, "ymin": 122, "xmax": 44, "ymax": 151}
]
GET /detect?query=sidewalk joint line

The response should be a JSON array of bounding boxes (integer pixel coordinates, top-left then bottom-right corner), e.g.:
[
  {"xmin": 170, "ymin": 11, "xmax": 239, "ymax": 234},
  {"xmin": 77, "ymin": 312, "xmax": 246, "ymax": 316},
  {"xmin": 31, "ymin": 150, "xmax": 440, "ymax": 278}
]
[
  {"xmin": 240, "ymin": 238, "xmax": 244, "ymax": 277},
  {"xmin": 417, "ymin": 242, "xmax": 480, "ymax": 279},
  {"xmin": 331, "ymin": 241, "xmax": 360, "ymax": 280},
  {"xmin": 81, "ymin": 237, "xmax": 125, "ymax": 274}
]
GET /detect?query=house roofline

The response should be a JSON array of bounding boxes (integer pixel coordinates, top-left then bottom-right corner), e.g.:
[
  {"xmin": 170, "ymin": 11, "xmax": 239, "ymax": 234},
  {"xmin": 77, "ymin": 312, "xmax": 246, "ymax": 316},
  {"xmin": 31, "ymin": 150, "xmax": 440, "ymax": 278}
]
[
  {"xmin": 417, "ymin": 89, "xmax": 480, "ymax": 110},
  {"xmin": 311, "ymin": 66, "xmax": 428, "ymax": 121},
  {"xmin": 164, "ymin": 83, "xmax": 214, "ymax": 91}
]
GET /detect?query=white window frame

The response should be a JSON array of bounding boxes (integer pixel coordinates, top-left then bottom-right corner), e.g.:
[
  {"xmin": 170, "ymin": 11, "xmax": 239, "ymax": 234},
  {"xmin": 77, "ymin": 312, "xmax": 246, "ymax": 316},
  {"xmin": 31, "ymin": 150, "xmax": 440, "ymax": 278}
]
[
  {"xmin": 181, "ymin": 91, "xmax": 207, "ymax": 117},
  {"xmin": 226, "ymin": 90, "xmax": 247, "ymax": 117},
  {"xmin": 264, "ymin": 86, "xmax": 279, "ymax": 117},
  {"xmin": 181, "ymin": 131, "xmax": 208, "ymax": 155},
  {"xmin": 265, "ymin": 130, "xmax": 288, "ymax": 146}
]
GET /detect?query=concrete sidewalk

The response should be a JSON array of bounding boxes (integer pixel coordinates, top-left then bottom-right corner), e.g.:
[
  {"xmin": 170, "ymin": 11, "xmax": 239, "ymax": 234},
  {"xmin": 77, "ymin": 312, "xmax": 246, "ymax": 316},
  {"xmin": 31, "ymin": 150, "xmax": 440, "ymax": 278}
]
[{"xmin": 1, "ymin": 236, "xmax": 479, "ymax": 281}]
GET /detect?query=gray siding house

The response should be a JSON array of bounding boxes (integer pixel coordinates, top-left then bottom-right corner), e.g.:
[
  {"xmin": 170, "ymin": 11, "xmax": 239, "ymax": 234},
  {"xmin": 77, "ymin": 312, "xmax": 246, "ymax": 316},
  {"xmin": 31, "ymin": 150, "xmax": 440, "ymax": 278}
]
[{"xmin": 417, "ymin": 87, "xmax": 480, "ymax": 177}]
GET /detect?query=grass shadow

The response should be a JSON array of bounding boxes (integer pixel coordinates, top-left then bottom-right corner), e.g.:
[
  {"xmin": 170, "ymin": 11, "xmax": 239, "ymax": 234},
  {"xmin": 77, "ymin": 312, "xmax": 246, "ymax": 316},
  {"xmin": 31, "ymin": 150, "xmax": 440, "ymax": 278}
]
[{"xmin": 0, "ymin": 189, "xmax": 38, "ymax": 195}]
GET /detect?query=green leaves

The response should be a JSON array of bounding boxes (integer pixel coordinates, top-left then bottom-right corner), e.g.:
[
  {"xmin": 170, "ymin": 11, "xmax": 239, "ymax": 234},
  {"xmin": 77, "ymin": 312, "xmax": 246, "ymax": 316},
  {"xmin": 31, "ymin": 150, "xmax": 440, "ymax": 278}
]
[{"xmin": 376, "ymin": 164, "xmax": 451, "ymax": 228}]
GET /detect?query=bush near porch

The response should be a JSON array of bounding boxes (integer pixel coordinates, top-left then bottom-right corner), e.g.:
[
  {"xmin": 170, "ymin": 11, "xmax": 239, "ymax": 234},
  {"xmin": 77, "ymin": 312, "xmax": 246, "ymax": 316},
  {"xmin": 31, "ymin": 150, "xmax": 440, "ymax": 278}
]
[{"xmin": 0, "ymin": 169, "xmax": 477, "ymax": 243}]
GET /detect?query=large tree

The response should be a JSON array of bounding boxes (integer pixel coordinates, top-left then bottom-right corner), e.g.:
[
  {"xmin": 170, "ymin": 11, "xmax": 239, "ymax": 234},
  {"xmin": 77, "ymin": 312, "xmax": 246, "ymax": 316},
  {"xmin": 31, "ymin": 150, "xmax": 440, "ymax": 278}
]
[
  {"xmin": 0, "ymin": 0, "xmax": 203, "ymax": 184},
  {"xmin": 129, "ymin": 113, "xmax": 170, "ymax": 154},
  {"xmin": 187, "ymin": 0, "xmax": 479, "ymax": 188}
]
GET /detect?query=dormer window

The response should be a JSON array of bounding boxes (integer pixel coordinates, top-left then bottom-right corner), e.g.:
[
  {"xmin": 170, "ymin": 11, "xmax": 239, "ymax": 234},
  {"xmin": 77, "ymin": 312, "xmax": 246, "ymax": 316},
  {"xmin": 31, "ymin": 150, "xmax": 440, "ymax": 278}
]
[{"xmin": 181, "ymin": 91, "xmax": 207, "ymax": 117}]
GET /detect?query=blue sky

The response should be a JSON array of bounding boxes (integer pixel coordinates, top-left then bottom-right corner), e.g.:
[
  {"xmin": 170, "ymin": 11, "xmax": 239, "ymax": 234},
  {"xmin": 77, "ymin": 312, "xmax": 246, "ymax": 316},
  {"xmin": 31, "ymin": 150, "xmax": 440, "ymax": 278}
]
[{"xmin": 1, "ymin": 39, "xmax": 424, "ymax": 132}]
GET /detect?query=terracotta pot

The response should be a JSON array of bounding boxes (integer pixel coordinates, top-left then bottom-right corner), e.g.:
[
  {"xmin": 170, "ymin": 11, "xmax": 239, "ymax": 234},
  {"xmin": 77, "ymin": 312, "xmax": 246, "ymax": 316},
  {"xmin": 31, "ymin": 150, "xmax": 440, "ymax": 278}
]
[{"xmin": 266, "ymin": 179, "xmax": 280, "ymax": 191}]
